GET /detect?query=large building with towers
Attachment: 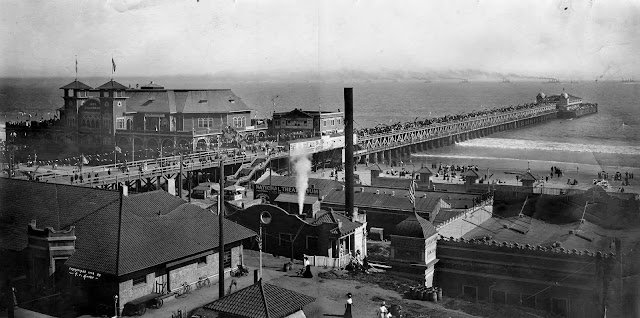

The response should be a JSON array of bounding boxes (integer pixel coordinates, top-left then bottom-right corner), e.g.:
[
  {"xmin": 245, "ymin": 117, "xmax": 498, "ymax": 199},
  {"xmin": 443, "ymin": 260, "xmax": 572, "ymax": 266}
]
[{"xmin": 7, "ymin": 79, "xmax": 267, "ymax": 158}]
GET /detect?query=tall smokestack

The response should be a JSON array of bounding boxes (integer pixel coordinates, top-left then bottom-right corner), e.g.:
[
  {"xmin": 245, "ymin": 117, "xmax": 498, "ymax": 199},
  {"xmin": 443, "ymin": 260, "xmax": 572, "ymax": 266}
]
[{"xmin": 344, "ymin": 88, "xmax": 354, "ymax": 217}]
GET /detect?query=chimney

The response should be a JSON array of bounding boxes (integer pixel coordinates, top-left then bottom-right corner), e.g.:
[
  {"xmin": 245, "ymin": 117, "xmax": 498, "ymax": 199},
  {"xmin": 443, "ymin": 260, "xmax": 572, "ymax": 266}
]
[
  {"xmin": 360, "ymin": 187, "xmax": 364, "ymax": 193},
  {"xmin": 29, "ymin": 219, "xmax": 37, "ymax": 228},
  {"xmin": 337, "ymin": 220, "xmax": 343, "ymax": 229},
  {"xmin": 376, "ymin": 189, "xmax": 380, "ymax": 195},
  {"xmin": 351, "ymin": 206, "xmax": 358, "ymax": 222},
  {"xmin": 391, "ymin": 191, "xmax": 395, "ymax": 196},
  {"xmin": 344, "ymin": 88, "xmax": 355, "ymax": 223}
]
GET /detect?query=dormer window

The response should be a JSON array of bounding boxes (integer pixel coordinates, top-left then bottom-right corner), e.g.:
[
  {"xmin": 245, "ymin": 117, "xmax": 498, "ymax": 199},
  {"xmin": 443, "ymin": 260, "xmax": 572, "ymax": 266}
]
[
  {"xmin": 199, "ymin": 99, "xmax": 207, "ymax": 103},
  {"xmin": 229, "ymin": 99, "xmax": 235, "ymax": 103}
]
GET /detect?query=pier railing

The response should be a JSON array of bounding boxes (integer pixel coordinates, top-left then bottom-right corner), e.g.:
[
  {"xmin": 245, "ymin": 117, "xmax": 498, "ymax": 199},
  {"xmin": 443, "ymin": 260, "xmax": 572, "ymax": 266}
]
[{"xmin": 356, "ymin": 104, "xmax": 556, "ymax": 155}]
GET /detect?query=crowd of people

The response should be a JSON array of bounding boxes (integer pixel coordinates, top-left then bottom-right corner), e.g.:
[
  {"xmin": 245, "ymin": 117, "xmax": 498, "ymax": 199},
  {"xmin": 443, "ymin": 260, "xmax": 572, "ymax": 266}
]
[{"xmin": 356, "ymin": 102, "xmax": 543, "ymax": 137}]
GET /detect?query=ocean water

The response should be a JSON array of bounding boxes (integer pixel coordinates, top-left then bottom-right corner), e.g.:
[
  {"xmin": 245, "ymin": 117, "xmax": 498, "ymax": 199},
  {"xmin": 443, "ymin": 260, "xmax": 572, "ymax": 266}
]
[{"xmin": 1, "ymin": 78, "xmax": 639, "ymax": 168}]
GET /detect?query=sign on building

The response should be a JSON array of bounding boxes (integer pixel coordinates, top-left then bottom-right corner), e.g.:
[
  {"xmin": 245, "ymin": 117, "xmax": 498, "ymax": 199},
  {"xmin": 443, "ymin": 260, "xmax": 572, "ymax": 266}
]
[{"xmin": 254, "ymin": 184, "xmax": 320, "ymax": 203}]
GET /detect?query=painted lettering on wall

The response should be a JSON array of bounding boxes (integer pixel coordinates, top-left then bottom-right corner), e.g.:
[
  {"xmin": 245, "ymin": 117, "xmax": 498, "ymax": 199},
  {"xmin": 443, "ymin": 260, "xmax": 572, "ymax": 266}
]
[{"xmin": 68, "ymin": 267, "xmax": 102, "ymax": 280}]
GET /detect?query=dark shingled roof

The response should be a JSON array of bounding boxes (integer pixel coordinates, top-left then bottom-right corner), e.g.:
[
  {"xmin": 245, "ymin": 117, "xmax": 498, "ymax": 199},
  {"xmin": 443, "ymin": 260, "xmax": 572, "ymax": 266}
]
[
  {"xmin": 96, "ymin": 80, "xmax": 128, "ymax": 90},
  {"xmin": 124, "ymin": 89, "xmax": 251, "ymax": 114},
  {"xmin": 311, "ymin": 210, "xmax": 361, "ymax": 235},
  {"xmin": 204, "ymin": 280, "xmax": 315, "ymax": 318},
  {"xmin": 519, "ymin": 171, "xmax": 539, "ymax": 181},
  {"xmin": 60, "ymin": 80, "xmax": 93, "ymax": 90},
  {"xmin": 392, "ymin": 213, "xmax": 437, "ymax": 238},
  {"xmin": 462, "ymin": 169, "xmax": 480, "ymax": 178},
  {"xmin": 0, "ymin": 180, "xmax": 255, "ymax": 276},
  {"xmin": 416, "ymin": 166, "xmax": 433, "ymax": 174},
  {"xmin": 433, "ymin": 208, "xmax": 465, "ymax": 227}
]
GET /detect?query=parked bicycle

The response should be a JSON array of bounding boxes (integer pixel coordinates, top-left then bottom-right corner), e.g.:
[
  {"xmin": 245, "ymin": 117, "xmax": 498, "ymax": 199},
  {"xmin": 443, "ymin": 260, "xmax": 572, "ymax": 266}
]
[
  {"xmin": 175, "ymin": 282, "xmax": 191, "ymax": 297},
  {"xmin": 196, "ymin": 276, "xmax": 211, "ymax": 289}
]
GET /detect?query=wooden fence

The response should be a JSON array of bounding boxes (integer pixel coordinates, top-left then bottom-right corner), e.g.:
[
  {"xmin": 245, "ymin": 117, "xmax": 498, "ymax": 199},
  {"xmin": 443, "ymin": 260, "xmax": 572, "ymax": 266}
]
[{"xmin": 304, "ymin": 254, "xmax": 351, "ymax": 269}]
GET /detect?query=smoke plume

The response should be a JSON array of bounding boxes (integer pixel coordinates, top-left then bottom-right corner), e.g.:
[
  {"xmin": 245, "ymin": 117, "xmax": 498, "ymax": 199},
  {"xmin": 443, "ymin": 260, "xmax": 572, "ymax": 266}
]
[{"xmin": 292, "ymin": 153, "xmax": 312, "ymax": 215}]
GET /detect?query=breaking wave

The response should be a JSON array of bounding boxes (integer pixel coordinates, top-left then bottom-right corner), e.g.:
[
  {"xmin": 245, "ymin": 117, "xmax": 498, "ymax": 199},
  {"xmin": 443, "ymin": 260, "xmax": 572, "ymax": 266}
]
[{"xmin": 456, "ymin": 138, "xmax": 640, "ymax": 156}]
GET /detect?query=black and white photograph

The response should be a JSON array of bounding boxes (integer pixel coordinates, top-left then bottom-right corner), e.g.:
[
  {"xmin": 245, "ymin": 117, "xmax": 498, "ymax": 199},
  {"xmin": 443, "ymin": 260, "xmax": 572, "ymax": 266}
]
[{"xmin": 1, "ymin": 1, "xmax": 639, "ymax": 317}]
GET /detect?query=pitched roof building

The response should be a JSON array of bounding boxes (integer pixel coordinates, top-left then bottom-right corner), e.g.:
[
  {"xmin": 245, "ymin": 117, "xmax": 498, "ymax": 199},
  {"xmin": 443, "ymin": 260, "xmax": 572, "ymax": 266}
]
[
  {"xmin": 198, "ymin": 280, "xmax": 315, "ymax": 318},
  {"xmin": 0, "ymin": 179, "xmax": 255, "ymax": 314}
]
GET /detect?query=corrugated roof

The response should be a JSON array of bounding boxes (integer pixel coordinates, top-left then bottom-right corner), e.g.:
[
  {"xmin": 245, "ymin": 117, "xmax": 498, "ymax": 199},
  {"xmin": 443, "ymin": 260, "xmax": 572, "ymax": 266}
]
[
  {"xmin": 203, "ymin": 280, "xmax": 315, "ymax": 318},
  {"xmin": 323, "ymin": 189, "xmax": 441, "ymax": 213},
  {"xmin": 0, "ymin": 179, "xmax": 255, "ymax": 276},
  {"xmin": 60, "ymin": 80, "xmax": 93, "ymax": 90},
  {"xmin": 461, "ymin": 216, "xmax": 613, "ymax": 253},
  {"xmin": 96, "ymin": 80, "xmax": 128, "ymax": 90},
  {"xmin": 275, "ymin": 193, "xmax": 317, "ymax": 204}
]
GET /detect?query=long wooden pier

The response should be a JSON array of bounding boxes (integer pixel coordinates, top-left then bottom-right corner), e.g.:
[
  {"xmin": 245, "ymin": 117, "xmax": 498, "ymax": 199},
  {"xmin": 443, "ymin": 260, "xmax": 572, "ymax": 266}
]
[{"xmin": 12, "ymin": 103, "xmax": 560, "ymax": 192}]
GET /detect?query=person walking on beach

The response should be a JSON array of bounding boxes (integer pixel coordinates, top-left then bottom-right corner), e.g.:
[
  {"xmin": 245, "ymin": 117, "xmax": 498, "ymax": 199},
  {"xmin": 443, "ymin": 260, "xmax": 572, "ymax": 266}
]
[
  {"xmin": 376, "ymin": 301, "xmax": 390, "ymax": 318},
  {"xmin": 344, "ymin": 293, "xmax": 353, "ymax": 318}
]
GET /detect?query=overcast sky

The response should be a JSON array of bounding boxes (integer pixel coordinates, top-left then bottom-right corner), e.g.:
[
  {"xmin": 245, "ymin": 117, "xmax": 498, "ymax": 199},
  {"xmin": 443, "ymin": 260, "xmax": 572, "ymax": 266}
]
[{"xmin": 1, "ymin": 0, "xmax": 639, "ymax": 80}]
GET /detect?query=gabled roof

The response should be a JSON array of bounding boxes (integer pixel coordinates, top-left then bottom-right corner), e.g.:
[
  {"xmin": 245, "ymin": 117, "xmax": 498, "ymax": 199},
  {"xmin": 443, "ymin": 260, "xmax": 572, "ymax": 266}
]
[
  {"xmin": 462, "ymin": 169, "xmax": 480, "ymax": 178},
  {"xmin": 311, "ymin": 210, "xmax": 361, "ymax": 235},
  {"xmin": 392, "ymin": 212, "xmax": 437, "ymax": 238},
  {"xmin": 433, "ymin": 208, "xmax": 465, "ymax": 227},
  {"xmin": 60, "ymin": 80, "xmax": 93, "ymax": 90},
  {"xmin": 203, "ymin": 280, "xmax": 315, "ymax": 318},
  {"xmin": 519, "ymin": 171, "xmax": 539, "ymax": 181},
  {"xmin": 0, "ymin": 180, "xmax": 255, "ymax": 276},
  {"xmin": 273, "ymin": 108, "xmax": 314, "ymax": 118},
  {"xmin": 124, "ymin": 89, "xmax": 251, "ymax": 114},
  {"xmin": 416, "ymin": 166, "xmax": 433, "ymax": 174},
  {"xmin": 96, "ymin": 80, "xmax": 128, "ymax": 90}
]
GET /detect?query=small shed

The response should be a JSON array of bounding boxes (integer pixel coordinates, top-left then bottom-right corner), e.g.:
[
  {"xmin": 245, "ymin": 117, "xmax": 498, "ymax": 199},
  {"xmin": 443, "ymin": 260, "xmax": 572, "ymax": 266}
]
[
  {"xmin": 224, "ymin": 185, "xmax": 246, "ymax": 201},
  {"xmin": 462, "ymin": 169, "xmax": 480, "ymax": 185},
  {"xmin": 519, "ymin": 170, "xmax": 539, "ymax": 188}
]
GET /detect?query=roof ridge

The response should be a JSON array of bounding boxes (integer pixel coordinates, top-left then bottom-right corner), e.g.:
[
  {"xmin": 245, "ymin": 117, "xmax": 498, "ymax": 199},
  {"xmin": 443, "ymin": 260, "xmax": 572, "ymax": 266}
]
[{"xmin": 260, "ymin": 280, "xmax": 271, "ymax": 318}]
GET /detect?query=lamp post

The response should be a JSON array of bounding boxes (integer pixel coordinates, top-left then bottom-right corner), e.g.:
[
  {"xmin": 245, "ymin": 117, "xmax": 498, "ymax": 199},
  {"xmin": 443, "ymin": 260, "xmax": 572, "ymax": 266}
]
[
  {"xmin": 258, "ymin": 211, "xmax": 272, "ymax": 280},
  {"xmin": 113, "ymin": 295, "xmax": 119, "ymax": 318}
]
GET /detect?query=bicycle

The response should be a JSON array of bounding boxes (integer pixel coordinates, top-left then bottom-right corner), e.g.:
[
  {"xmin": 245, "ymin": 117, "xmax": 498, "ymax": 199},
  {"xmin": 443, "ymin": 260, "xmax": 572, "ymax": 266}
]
[
  {"xmin": 196, "ymin": 276, "xmax": 211, "ymax": 289},
  {"xmin": 175, "ymin": 282, "xmax": 191, "ymax": 297}
]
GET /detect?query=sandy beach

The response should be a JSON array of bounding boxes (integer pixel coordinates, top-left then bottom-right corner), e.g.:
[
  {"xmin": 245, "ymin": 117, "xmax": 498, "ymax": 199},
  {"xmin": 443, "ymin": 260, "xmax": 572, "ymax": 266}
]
[{"xmin": 308, "ymin": 157, "xmax": 640, "ymax": 195}]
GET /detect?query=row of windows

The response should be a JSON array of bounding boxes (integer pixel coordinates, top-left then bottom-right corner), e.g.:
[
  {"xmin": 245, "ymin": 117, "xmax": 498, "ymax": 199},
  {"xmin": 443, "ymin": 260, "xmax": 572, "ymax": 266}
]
[
  {"xmin": 197, "ymin": 118, "xmax": 217, "ymax": 128},
  {"xmin": 197, "ymin": 117, "xmax": 246, "ymax": 129},
  {"xmin": 323, "ymin": 118, "xmax": 342, "ymax": 127}
]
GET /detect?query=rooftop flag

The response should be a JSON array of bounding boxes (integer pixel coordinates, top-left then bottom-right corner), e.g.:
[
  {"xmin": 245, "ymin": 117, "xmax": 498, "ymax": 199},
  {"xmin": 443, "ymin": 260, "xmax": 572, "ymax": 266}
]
[
  {"xmin": 408, "ymin": 178, "xmax": 417, "ymax": 207},
  {"xmin": 112, "ymin": 58, "xmax": 116, "ymax": 73}
]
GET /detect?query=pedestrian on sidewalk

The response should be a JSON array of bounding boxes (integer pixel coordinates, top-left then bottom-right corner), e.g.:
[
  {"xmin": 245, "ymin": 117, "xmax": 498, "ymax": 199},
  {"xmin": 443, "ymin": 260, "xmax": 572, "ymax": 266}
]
[{"xmin": 344, "ymin": 293, "xmax": 353, "ymax": 318}]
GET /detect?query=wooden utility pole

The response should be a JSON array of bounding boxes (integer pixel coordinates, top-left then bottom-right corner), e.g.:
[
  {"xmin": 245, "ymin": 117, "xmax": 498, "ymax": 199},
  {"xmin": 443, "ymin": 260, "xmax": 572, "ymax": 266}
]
[{"xmin": 218, "ymin": 160, "xmax": 225, "ymax": 298}]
